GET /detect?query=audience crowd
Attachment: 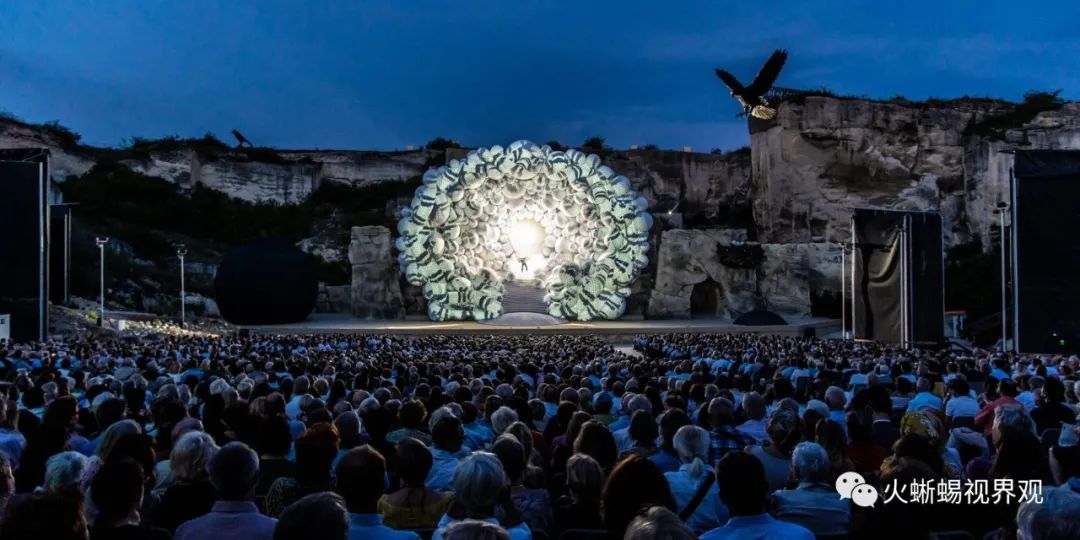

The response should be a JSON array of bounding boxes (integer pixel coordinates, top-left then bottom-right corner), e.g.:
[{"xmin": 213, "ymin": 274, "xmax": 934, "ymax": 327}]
[{"xmin": 0, "ymin": 332, "xmax": 1078, "ymax": 539}]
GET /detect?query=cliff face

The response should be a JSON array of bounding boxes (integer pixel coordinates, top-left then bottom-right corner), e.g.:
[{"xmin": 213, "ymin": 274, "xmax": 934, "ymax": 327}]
[
  {"xmin": 750, "ymin": 97, "xmax": 1080, "ymax": 251},
  {"xmin": 0, "ymin": 119, "xmax": 95, "ymax": 182},
  {"xmin": 123, "ymin": 148, "xmax": 439, "ymax": 204}
]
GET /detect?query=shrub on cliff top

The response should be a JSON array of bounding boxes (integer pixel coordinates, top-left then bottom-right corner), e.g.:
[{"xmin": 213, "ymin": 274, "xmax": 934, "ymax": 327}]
[{"xmin": 967, "ymin": 89, "xmax": 1065, "ymax": 140}]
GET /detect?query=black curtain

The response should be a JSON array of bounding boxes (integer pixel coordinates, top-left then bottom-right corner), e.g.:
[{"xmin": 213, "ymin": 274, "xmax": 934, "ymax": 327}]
[
  {"xmin": 0, "ymin": 151, "xmax": 50, "ymax": 342},
  {"xmin": 1014, "ymin": 150, "xmax": 1080, "ymax": 353},
  {"xmin": 853, "ymin": 209, "xmax": 944, "ymax": 345},
  {"xmin": 853, "ymin": 210, "xmax": 903, "ymax": 342},
  {"xmin": 909, "ymin": 212, "xmax": 944, "ymax": 346}
]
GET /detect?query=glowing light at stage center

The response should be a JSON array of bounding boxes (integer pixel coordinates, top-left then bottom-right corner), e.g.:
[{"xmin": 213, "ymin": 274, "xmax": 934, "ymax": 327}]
[{"xmin": 509, "ymin": 219, "xmax": 544, "ymax": 257}]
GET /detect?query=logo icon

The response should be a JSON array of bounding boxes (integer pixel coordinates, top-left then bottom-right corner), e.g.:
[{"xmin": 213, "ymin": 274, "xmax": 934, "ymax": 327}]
[
  {"xmin": 851, "ymin": 484, "xmax": 879, "ymax": 507},
  {"xmin": 835, "ymin": 472, "xmax": 865, "ymax": 499}
]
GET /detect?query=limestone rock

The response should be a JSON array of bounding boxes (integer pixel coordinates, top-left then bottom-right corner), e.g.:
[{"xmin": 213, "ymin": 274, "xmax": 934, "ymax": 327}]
[
  {"xmin": 0, "ymin": 118, "xmax": 95, "ymax": 182},
  {"xmin": 647, "ymin": 229, "xmax": 757, "ymax": 319},
  {"xmin": 349, "ymin": 226, "xmax": 404, "ymax": 319},
  {"xmin": 751, "ymin": 97, "xmax": 1080, "ymax": 253}
]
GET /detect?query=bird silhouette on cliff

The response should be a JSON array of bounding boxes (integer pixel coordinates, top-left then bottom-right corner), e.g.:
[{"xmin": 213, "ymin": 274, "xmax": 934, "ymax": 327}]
[
  {"xmin": 232, "ymin": 129, "xmax": 254, "ymax": 148},
  {"xmin": 715, "ymin": 49, "xmax": 788, "ymax": 120}
]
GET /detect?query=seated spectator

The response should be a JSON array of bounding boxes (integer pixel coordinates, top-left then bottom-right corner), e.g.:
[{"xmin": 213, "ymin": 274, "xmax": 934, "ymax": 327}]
[
  {"xmin": 554, "ymin": 454, "xmax": 604, "ymax": 532},
  {"xmin": 1032, "ymin": 377, "xmax": 1076, "ymax": 434},
  {"xmin": 42, "ymin": 451, "xmax": 89, "ymax": 495},
  {"xmin": 619, "ymin": 410, "xmax": 660, "ymax": 461},
  {"xmin": 612, "ymin": 395, "xmax": 652, "ymax": 452},
  {"xmin": 335, "ymin": 445, "xmax": 419, "ymax": 540},
  {"xmin": 845, "ymin": 408, "xmax": 887, "ymax": 474},
  {"xmin": 572, "ymin": 421, "xmax": 618, "ymax": 474},
  {"xmin": 90, "ymin": 459, "xmax": 170, "ymax": 540},
  {"xmin": 601, "ymin": 455, "xmax": 676, "ymax": 539},
  {"xmin": 623, "ymin": 506, "xmax": 696, "ymax": 540},
  {"xmin": 976, "ymin": 379, "xmax": 1021, "ymax": 435},
  {"xmin": 735, "ymin": 393, "xmax": 768, "ymax": 444},
  {"xmin": 769, "ymin": 442, "xmax": 850, "ymax": 536},
  {"xmin": 387, "ymin": 402, "xmax": 431, "ymax": 446},
  {"xmin": 824, "ymin": 386, "xmax": 847, "ymax": 429},
  {"xmin": 745, "ymin": 408, "xmax": 801, "ymax": 492},
  {"xmin": 426, "ymin": 415, "xmax": 466, "ymax": 493},
  {"xmin": 813, "ymin": 419, "xmax": 854, "ymax": 482},
  {"xmin": 273, "ymin": 492, "xmax": 349, "ymax": 540},
  {"xmin": 153, "ymin": 431, "xmax": 220, "ymax": 532},
  {"xmin": 266, "ymin": 423, "xmax": 340, "ymax": 517},
  {"xmin": 906, "ymin": 377, "xmax": 944, "ymax": 413},
  {"xmin": 653, "ymin": 410, "xmax": 690, "ymax": 474},
  {"xmin": 379, "ymin": 438, "xmax": 453, "ymax": 530},
  {"xmin": 867, "ymin": 386, "xmax": 901, "ymax": 451},
  {"xmin": 441, "ymin": 520, "xmax": 511, "ymax": 540},
  {"xmin": 1016, "ymin": 485, "xmax": 1080, "ymax": 540},
  {"xmin": 15, "ymin": 396, "xmax": 78, "ymax": 493},
  {"xmin": 0, "ymin": 396, "xmax": 27, "ymax": 470},
  {"xmin": 706, "ymin": 398, "xmax": 753, "ymax": 468},
  {"xmin": 174, "ymin": 442, "xmax": 277, "ymax": 540},
  {"xmin": 152, "ymin": 418, "xmax": 203, "ymax": 494},
  {"xmin": 433, "ymin": 452, "xmax": 530, "ymax": 540},
  {"xmin": 664, "ymin": 425, "xmax": 726, "ymax": 534},
  {"xmin": 700, "ymin": 451, "xmax": 813, "ymax": 540},
  {"xmin": 255, "ymin": 415, "xmax": 296, "ymax": 496},
  {"xmin": 492, "ymin": 435, "xmax": 551, "ymax": 536},
  {"xmin": 945, "ymin": 378, "xmax": 980, "ymax": 420},
  {"xmin": 1, "ymin": 490, "xmax": 88, "ymax": 540},
  {"xmin": 0, "ymin": 453, "xmax": 13, "ymax": 519}
]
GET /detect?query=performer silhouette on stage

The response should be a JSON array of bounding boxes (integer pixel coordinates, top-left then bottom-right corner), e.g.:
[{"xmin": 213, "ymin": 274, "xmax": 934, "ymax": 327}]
[{"xmin": 519, "ymin": 257, "xmax": 529, "ymax": 273}]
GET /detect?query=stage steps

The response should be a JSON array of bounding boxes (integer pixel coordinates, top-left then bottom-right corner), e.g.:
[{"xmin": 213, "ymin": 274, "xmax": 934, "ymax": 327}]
[{"xmin": 501, "ymin": 280, "xmax": 548, "ymax": 314}]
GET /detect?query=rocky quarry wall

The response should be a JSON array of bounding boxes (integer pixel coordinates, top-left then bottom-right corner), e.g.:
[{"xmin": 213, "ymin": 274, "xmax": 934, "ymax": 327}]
[{"xmin": 5, "ymin": 93, "xmax": 1080, "ymax": 321}]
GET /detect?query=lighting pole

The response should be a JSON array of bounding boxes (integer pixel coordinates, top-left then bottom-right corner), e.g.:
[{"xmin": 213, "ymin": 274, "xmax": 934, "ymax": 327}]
[
  {"xmin": 175, "ymin": 243, "xmax": 187, "ymax": 328},
  {"xmin": 840, "ymin": 241, "xmax": 848, "ymax": 340},
  {"xmin": 994, "ymin": 202, "xmax": 1009, "ymax": 352},
  {"xmin": 95, "ymin": 236, "xmax": 108, "ymax": 326}
]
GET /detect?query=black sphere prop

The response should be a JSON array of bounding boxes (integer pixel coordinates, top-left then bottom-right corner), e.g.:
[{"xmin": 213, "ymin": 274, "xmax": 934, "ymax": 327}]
[
  {"xmin": 214, "ymin": 240, "xmax": 317, "ymax": 325},
  {"xmin": 733, "ymin": 309, "xmax": 788, "ymax": 326}
]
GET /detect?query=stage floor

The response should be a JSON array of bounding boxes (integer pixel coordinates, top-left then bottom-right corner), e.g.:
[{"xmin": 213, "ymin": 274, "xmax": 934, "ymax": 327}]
[{"xmin": 246, "ymin": 314, "xmax": 842, "ymax": 341}]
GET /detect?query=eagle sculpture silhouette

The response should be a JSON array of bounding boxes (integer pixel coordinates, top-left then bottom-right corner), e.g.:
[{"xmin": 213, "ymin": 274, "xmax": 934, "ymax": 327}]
[{"xmin": 715, "ymin": 49, "xmax": 788, "ymax": 119}]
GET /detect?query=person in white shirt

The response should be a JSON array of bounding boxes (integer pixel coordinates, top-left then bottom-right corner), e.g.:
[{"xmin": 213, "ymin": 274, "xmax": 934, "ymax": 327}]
[
  {"xmin": 906, "ymin": 378, "xmax": 944, "ymax": 413},
  {"xmin": 736, "ymin": 393, "xmax": 769, "ymax": 444},
  {"xmin": 944, "ymin": 378, "xmax": 981, "ymax": 420}
]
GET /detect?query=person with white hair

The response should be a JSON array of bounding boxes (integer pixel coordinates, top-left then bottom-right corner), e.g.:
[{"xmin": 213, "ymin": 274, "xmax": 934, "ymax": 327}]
[
  {"xmin": 769, "ymin": 442, "xmax": 850, "ymax": 537},
  {"xmin": 442, "ymin": 520, "xmax": 511, "ymax": 540},
  {"xmin": 624, "ymin": 506, "xmax": 696, "ymax": 540},
  {"xmin": 1015, "ymin": 485, "xmax": 1080, "ymax": 540},
  {"xmin": 41, "ymin": 451, "xmax": 88, "ymax": 494},
  {"xmin": 432, "ymin": 452, "xmax": 530, "ymax": 540},
  {"xmin": 906, "ymin": 377, "xmax": 944, "ymax": 413},
  {"xmin": 824, "ymin": 386, "xmax": 847, "ymax": 428},
  {"xmin": 155, "ymin": 431, "xmax": 220, "ymax": 531},
  {"xmin": 664, "ymin": 425, "xmax": 727, "ymax": 534},
  {"xmin": 490, "ymin": 406, "xmax": 518, "ymax": 437}
]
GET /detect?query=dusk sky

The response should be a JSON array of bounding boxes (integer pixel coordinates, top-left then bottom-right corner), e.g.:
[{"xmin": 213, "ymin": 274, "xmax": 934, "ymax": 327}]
[{"xmin": 2, "ymin": 1, "xmax": 1078, "ymax": 152}]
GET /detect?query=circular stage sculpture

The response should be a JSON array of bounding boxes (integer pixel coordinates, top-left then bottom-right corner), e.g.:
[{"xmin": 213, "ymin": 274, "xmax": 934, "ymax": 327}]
[
  {"xmin": 215, "ymin": 240, "xmax": 318, "ymax": 325},
  {"xmin": 397, "ymin": 140, "xmax": 652, "ymax": 321}
]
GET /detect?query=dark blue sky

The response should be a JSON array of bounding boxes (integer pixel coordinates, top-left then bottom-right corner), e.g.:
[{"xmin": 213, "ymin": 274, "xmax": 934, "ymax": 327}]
[{"xmin": 2, "ymin": 1, "xmax": 1078, "ymax": 152}]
